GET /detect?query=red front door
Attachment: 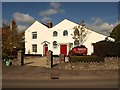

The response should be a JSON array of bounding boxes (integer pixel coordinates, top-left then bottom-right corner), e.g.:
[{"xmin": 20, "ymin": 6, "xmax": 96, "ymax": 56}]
[
  {"xmin": 60, "ymin": 44, "xmax": 67, "ymax": 56},
  {"xmin": 43, "ymin": 44, "xmax": 48, "ymax": 56}
]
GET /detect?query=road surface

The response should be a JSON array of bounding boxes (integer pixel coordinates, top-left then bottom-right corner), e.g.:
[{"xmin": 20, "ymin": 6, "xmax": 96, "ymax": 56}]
[{"xmin": 2, "ymin": 77, "xmax": 118, "ymax": 88}]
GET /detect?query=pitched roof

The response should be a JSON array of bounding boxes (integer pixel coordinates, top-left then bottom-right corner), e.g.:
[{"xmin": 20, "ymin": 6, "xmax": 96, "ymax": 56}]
[
  {"xmin": 51, "ymin": 18, "xmax": 78, "ymax": 29},
  {"xmin": 25, "ymin": 21, "xmax": 49, "ymax": 32}
]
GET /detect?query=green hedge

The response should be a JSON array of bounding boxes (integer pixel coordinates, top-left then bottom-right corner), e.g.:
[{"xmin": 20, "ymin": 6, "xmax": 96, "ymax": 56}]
[{"xmin": 69, "ymin": 55, "xmax": 104, "ymax": 63}]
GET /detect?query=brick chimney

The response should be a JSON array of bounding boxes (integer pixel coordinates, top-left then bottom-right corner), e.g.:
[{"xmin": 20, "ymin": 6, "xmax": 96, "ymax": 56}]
[{"xmin": 46, "ymin": 21, "xmax": 53, "ymax": 28}]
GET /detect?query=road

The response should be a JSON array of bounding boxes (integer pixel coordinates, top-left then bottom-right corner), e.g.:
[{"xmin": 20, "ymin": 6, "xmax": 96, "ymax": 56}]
[{"xmin": 2, "ymin": 77, "xmax": 118, "ymax": 88}]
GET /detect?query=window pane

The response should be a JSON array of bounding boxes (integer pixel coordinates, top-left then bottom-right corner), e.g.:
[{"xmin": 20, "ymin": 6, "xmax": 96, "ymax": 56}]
[
  {"xmin": 32, "ymin": 44, "xmax": 37, "ymax": 52},
  {"xmin": 32, "ymin": 32, "xmax": 37, "ymax": 39},
  {"xmin": 63, "ymin": 30, "xmax": 68, "ymax": 36},
  {"xmin": 53, "ymin": 41, "xmax": 57, "ymax": 48},
  {"xmin": 74, "ymin": 40, "xmax": 79, "ymax": 46},
  {"xmin": 74, "ymin": 29, "xmax": 79, "ymax": 35},
  {"xmin": 53, "ymin": 31, "xmax": 58, "ymax": 36}
]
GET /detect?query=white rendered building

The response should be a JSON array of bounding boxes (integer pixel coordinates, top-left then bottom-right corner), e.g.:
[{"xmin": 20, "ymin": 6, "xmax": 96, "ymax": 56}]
[{"xmin": 25, "ymin": 19, "xmax": 114, "ymax": 56}]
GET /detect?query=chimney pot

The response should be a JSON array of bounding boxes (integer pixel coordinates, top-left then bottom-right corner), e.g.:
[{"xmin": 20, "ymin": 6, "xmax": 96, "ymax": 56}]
[{"xmin": 47, "ymin": 21, "xmax": 53, "ymax": 28}]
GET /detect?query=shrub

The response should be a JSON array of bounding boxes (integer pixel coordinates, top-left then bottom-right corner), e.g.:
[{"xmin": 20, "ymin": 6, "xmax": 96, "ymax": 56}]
[
  {"xmin": 93, "ymin": 40, "xmax": 120, "ymax": 57},
  {"xmin": 24, "ymin": 54, "xmax": 42, "ymax": 56},
  {"xmin": 69, "ymin": 55, "xmax": 104, "ymax": 63}
]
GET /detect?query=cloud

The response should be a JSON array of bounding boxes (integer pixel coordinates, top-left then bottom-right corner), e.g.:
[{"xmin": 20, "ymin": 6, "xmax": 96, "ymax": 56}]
[
  {"xmin": 50, "ymin": 2, "xmax": 60, "ymax": 9},
  {"xmin": 87, "ymin": 18, "xmax": 115, "ymax": 36},
  {"xmin": 92, "ymin": 18, "xmax": 103, "ymax": 26},
  {"xmin": 40, "ymin": 9, "xmax": 58, "ymax": 17},
  {"xmin": 18, "ymin": 25, "xmax": 28, "ymax": 32},
  {"xmin": 39, "ymin": 2, "xmax": 65, "ymax": 23},
  {"xmin": 41, "ymin": 17, "xmax": 52, "ymax": 23},
  {"xmin": 114, "ymin": 20, "xmax": 120, "ymax": 26},
  {"xmin": 13, "ymin": 12, "xmax": 35, "ymax": 23}
]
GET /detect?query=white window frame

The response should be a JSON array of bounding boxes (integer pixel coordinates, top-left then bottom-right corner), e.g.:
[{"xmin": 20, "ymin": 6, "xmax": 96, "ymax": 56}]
[
  {"xmin": 32, "ymin": 32, "xmax": 37, "ymax": 39},
  {"xmin": 53, "ymin": 41, "xmax": 58, "ymax": 48},
  {"xmin": 32, "ymin": 44, "xmax": 37, "ymax": 52},
  {"xmin": 63, "ymin": 30, "xmax": 68, "ymax": 36},
  {"xmin": 53, "ymin": 31, "xmax": 58, "ymax": 37}
]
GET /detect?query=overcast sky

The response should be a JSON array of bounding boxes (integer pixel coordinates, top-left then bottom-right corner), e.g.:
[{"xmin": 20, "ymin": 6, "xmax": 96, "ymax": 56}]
[{"xmin": 2, "ymin": 2, "xmax": 119, "ymax": 36}]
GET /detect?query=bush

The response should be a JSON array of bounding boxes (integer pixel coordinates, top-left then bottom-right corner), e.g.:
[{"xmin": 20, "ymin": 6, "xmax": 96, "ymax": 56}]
[
  {"xmin": 93, "ymin": 40, "xmax": 120, "ymax": 57},
  {"xmin": 69, "ymin": 55, "xmax": 104, "ymax": 63},
  {"xmin": 25, "ymin": 54, "xmax": 42, "ymax": 56}
]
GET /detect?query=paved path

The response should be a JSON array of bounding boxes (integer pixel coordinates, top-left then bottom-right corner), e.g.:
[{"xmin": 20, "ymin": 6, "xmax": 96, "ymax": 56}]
[
  {"xmin": 24, "ymin": 56, "xmax": 68, "ymax": 67},
  {"xmin": 24, "ymin": 57, "xmax": 48, "ymax": 67}
]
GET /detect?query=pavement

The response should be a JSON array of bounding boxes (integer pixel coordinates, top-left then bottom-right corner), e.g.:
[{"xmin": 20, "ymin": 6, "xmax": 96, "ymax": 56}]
[{"xmin": 3, "ymin": 77, "xmax": 118, "ymax": 88}]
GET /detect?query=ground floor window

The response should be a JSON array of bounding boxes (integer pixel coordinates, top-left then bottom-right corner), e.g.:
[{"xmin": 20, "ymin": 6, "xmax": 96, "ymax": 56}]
[
  {"xmin": 74, "ymin": 40, "xmax": 79, "ymax": 46},
  {"xmin": 32, "ymin": 44, "xmax": 37, "ymax": 52},
  {"xmin": 53, "ymin": 41, "xmax": 58, "ymax": 48}
]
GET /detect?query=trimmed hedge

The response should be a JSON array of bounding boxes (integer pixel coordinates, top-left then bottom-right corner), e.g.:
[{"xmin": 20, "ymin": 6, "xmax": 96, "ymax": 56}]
[
  {"xmin": 69, "ymin": 55, "xmax": 104, "ymax": 63},
  {"xmin": 25, "ymin": 54, "xmax": 42, "ymax": 56}
]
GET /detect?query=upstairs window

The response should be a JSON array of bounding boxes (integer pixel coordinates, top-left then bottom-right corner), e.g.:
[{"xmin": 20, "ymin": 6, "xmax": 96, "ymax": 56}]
[
  {"xmin": 32, "ymin": 44, "xmax": 37, "ymax": 52},
  {"xmin": 53, "ymin": 31, "xmax": 58, "ymax": 37},
  {"xmin": 74, "ymin": 28, "xmax": 79, "ymax": 36},
  {"xmin": 32, "ymin": 32, "xmax": 37, "ymax": 39},
  {"xmin": 63, "ymin": 30, "xmax": 68, "ymax": 36}
]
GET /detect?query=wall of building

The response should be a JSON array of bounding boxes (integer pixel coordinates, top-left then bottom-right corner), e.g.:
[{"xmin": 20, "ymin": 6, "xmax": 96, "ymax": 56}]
[{"xmin": 25, "ymin": 19, "xmax": 114, "ymax": 56}]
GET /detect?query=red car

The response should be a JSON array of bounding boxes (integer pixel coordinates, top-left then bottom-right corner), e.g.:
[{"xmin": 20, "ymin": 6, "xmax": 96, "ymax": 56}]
[{"xmin": 71, "ymin": 45, "xmax": 87, "ymax": 56}]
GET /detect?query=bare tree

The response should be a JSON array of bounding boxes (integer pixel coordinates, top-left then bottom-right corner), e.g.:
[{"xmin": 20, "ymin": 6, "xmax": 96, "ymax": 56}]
[
  {"xmin": 72, "ymin": 20, "xmax": 89, "ymax": 46},
  {"xmin": 2, "ymin": 20, "xmax": 24, "ymax": 57}
]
